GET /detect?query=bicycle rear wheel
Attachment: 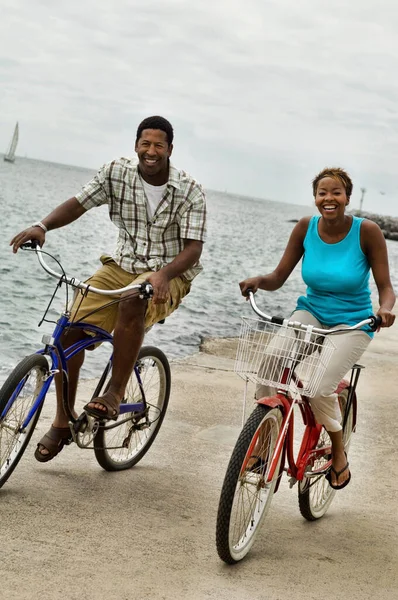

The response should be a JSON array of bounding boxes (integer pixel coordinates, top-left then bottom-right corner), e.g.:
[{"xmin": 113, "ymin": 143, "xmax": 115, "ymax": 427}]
[
  {"xmin": 298, "ymin": 387, "xmax": 355, "ymax": 520},
  {"xmin": 0, "ymin": 354, "xmax": 48, "ymax": 489},
  {"xmin": 94, "ymin": 346, "xmax": 170, "ymax": 471},
  {"xmin": 216, "ymin": 405, "xmax": 283, "ymax": 564}
]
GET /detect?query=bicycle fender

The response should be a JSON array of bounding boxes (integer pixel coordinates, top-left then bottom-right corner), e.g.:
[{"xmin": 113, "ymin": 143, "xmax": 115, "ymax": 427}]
[
  {"xmin": 274, "ymin": 443, "xmax": 286, "ymax": 494},
  {"xmin": 336, "ymin": 379, "xmax": 350, "ymax": 395},
  {"xmin": 256, "ymin": 396, "xmax": 285, "ymax": 411},
  {"xmin": 335, "ymin": 380, "xmax": 358, "ymax": 430}
]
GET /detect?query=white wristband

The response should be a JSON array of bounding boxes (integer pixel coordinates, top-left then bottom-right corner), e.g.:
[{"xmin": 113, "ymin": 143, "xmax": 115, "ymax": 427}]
[{"xmin": 31, "ymin": 221, "xmax": 48, "ymax": 233}]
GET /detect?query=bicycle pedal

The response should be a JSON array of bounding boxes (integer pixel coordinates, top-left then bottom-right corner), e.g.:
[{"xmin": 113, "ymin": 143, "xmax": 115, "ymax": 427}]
[{"xmin": 73, "ymin": 413, "xmax": 89, "ymax": 434}]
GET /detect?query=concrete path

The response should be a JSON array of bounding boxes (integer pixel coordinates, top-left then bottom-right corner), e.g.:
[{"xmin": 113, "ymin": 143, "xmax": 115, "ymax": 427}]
[{"xmin": 0, "ymin": 329, "xmax": 397, "ymax": 600}]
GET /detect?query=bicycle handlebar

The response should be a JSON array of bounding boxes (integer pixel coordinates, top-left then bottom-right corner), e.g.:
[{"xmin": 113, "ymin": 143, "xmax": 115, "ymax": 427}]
[
  {"xmin": 245, "ymin": 289, "xmax": 382, "ymax": 334},
  {"xmin": 21, "ymin": 242, "xmax": 154, "ymax": 299}
]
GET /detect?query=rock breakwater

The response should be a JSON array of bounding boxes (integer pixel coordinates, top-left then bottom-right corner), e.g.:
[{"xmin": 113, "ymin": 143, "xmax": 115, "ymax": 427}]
[{"xmin": 350, "ymin": 210, "xmax": 398, "ymax": 241}]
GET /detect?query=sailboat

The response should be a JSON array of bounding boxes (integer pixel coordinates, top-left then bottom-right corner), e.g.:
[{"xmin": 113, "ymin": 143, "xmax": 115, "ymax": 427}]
[{"xmin": 4, "ymin": 122, "xmax": 19, "ymax": 163}]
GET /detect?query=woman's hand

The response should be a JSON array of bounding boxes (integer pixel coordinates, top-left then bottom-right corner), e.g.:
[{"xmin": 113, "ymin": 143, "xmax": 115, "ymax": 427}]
[
  {"xmin": 239, "ymin": 276, "xmax": 262, "ymax": 298},
  {"xmin": 376, "ymin": 307, "xmax": 395, "ymax": 328}
]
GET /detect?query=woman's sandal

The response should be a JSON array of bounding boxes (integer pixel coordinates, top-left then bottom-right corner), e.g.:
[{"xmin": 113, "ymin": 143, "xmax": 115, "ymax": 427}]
[
  {"xmin": 247, "ymin": 455, "xmax": 267, "ymax": 472},
  {"xmin": 34, "ymin": 426, "xmax": 73, "ymax": 463},
  {"xmin": 83, "ymin": 390, "xmax": 120, "ymax": 421},
  {"xmin": 326, "ymin": 457, "xmax": 351, "ymax": 490}
]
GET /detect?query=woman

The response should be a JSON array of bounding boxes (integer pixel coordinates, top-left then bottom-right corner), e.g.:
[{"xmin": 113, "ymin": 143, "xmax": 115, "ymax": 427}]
[{"xmin": 239, "ymin": 167, "xmax": 395, "ymax": 489}]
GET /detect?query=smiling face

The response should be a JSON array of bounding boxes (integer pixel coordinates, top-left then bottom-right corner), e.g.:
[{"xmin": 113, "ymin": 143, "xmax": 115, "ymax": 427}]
[
  {"xmin": 135, "ymin": 128, "xmax": 173, "ymax": 185},
  {"xmin": 314, "ymin": 176, "xmax": 349, "ymax": 220}
]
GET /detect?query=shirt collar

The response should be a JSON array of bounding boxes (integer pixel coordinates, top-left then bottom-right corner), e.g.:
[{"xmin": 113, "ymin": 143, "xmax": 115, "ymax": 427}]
[{"xmin": 130, "ymin": 158, "xmax": 181, "ymax": 191}]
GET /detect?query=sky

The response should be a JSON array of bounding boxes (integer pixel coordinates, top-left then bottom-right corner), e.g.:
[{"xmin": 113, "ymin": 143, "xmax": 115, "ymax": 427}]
[{"xmin": 1, "ymin": 0, "xmax": 398, "ymax": 214}]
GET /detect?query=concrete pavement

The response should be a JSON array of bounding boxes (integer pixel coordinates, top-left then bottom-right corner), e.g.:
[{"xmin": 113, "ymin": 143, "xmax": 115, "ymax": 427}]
[{"xmin": 0, "ymin": 329, "xmax": 397, "ymax": 600}]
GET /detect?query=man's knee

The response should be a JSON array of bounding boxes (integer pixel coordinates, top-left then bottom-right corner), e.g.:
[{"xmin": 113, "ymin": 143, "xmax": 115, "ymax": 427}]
[
  {"xmin": 61, "ymin": 327, "xmax": 89, "ymax": 349},
  {"xmin": 117, "ymin": 294, "xmax": 147, "ymax": 324}
]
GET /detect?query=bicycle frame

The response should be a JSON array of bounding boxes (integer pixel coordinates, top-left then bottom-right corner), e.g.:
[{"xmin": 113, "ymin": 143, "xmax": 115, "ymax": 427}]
[
  {"xmin": 243, "ymin": 364, "xmax": 361, "ymax": 489},
  {"xmin": 0, "ymin": 310, "xmax": 149, "ymax": 432},
  {"xmin": 237, "ymin": 290, "xmax": 375, "ymax": 489}
]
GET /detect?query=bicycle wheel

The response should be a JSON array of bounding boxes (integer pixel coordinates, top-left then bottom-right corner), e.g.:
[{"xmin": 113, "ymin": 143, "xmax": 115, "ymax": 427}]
[
  {"xmin": 298, "ymin": 387, "xmax": 355, "ymax": 521},
  {"xmin": 94, "ymin": 346, "xmax": 170, "ymax": 471},
  {"xmin": 0, "ymin": 354, "xmax": 48, "ymax": 489},
  {"xmin": 216, "ymin": 405, "xmax": 283, "ymax": 564}
]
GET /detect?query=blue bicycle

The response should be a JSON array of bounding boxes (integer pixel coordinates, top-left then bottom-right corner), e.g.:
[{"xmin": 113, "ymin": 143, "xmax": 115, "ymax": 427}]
[{"xmin": 0, "ymin": 243, "xmax": 171, "ymax": 489}]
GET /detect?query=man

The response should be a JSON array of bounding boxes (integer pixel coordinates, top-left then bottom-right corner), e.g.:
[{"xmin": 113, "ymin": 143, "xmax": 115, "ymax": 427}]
[{"xmin": 11, "ymin": 115, "xmax": 207, "ymax": 461}]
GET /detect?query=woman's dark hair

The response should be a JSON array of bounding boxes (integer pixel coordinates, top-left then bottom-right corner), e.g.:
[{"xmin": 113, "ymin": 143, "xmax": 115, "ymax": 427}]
[
  {"xmin": 312, "ymin": 167, "xmax": 353, "ymax": 199},
  {"xmin": 136, "ymin": 116, "xmax": 174, "ymax": 146}
]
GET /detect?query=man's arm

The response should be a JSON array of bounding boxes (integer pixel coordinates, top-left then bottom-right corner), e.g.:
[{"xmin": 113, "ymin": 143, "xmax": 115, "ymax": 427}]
[
  {"xmin": 146, "ymin": 239, "xmax": 203, "ymax": 304},
  {"xmin": 10, "ymin": 197, "xmax": 87, "ymax": 253}
]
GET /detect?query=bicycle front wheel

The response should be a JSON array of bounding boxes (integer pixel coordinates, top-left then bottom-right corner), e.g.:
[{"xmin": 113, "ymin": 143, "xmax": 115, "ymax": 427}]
[
  {"xmin": 94, "ymin": 346, "xmax": 170, "ymax": 471},
  {"xmin": 216, "ymin": 405, "xmax": 283, "ymax": 564},
  {"xmin": 0, "ymin": 354, "xmax": 48, "ymax": 489},
  {"xmin": 298, "ymin": 387, "xmax": 356, "ymax": 521}
]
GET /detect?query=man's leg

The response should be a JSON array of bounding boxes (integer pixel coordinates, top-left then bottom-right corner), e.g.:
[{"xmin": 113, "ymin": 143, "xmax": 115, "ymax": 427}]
[
  {"xmin": 85, "ymin": 273, "xmax": 190, "ymax": 417},
  {"xmin": 36, "ymin": 328, "xmax": 88, "ymax": 458},
  {"xmin": 86, "ymin": 294, "xmax": 147, "ymax": 415}
]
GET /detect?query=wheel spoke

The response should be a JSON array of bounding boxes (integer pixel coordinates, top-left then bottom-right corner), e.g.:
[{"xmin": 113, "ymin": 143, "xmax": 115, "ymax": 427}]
[
  {"xmin": 216, "ymin": 406, "xmax": 283, "ymax": 563},
  {"xmin": 93, "ymin": 347, "xmax": 170, "ymax": 471},
  {"xmin": 0, "ymin": 356, "xmax": 47, "ymax": 487}
]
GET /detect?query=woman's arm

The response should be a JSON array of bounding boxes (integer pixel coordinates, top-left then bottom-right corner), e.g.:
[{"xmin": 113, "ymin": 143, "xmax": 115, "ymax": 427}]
[
  {"xmin": 239, "ymin": 217, "xmax": 310, "ymax": 296},
  {"xmin": 362, "ymin": 219, "xmax": 396, "ymax": 327}
]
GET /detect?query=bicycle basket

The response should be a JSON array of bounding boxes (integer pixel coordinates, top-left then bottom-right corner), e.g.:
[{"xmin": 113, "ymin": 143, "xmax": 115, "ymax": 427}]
[{"xmin": 235, "ymin": 317, "xmax": 336, "ymax": 398}]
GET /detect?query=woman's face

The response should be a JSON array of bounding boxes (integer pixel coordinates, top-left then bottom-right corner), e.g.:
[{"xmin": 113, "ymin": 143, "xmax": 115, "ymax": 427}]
[{"xmin": 314, "ymin": 176, "xmax": 349, "ymax": 220}]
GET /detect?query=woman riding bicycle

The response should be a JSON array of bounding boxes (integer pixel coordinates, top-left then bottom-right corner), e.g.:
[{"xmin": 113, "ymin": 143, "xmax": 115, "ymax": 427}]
[{"xmin": 239, "ymin": 167, "xmax": 395, "ymax": 490}]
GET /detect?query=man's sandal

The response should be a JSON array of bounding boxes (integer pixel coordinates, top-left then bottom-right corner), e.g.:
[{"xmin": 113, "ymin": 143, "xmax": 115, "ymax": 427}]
[
  {"xmin": 83, "ymin": 391, "xmax": 120, "ymax": 421},
  {"xmin": 34, "ymin": 426, "xmax": 73, "ymax": 463}
]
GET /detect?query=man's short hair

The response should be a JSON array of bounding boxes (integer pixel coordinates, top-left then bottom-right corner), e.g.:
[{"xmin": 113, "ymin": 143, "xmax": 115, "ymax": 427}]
[{"xmin": 136, "ymin": 116, "xmax": 174, "ymax": 146}]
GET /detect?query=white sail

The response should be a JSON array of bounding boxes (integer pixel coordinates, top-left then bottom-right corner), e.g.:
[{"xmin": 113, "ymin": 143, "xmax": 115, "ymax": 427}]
[{"xmin": 4, "ymin": 122, "xmax": 19, "ymax": 163}]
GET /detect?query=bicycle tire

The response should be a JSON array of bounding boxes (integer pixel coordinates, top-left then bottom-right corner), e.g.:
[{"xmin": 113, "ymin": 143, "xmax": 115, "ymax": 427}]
[
  {"xmin": 94, "ymin": 346, "xmax": 171, "ymax": 471},
  {"xmin": 298, "ymin": 387, "xmax": 356, "ymax": 521},
  {"xmin": 216, "ymin": 405, "xmax": 283, "ymax": 564},
  {"xmin": 0, "ymin": 354, "xmax": 48, "ymax": 489}
]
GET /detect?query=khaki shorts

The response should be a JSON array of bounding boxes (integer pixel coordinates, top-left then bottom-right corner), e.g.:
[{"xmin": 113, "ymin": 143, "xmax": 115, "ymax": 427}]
[{"xmin": 70, "ymin": 255, "xmax": 191, "ymax": 333}]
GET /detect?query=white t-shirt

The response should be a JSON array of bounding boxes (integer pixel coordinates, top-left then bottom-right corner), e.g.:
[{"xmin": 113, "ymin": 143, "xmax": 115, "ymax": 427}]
[{"xmin": 141, "ymin": 178, "xmax": 167, "ymax": 219}]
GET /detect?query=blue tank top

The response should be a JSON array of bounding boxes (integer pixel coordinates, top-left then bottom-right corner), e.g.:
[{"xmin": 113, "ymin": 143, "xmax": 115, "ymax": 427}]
[{"xmin": 295, "ymin": 216, "xmax": 373, "ymax": 336}]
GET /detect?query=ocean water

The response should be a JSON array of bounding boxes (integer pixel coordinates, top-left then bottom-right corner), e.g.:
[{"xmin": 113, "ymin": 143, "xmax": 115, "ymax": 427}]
[{"xmin": 1, "ymin": 157, "xmax": 398, "ymax": 384}]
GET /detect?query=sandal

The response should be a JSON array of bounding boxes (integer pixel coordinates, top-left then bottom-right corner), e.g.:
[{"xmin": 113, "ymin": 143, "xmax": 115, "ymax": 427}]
[
  {"xmin": 326, "ymin": 456, "xmax": 351, "ymax": 490},
  {"xmin": 247, "ymin": 455, "xmax": 267, "ymax": 473},
  {"xmin": 83, "ymin": 391, "xmax": 120, "ymax": 421},
  {"xmin": 34, "ymin": 426, "xmax": 73, "ymax": 463}
]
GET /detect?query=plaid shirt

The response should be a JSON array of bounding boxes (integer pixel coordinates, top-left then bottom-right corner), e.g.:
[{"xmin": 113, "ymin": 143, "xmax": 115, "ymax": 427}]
[{"xmin": 75, "ymin": 158, "xmax": 207, "ymax": 281}]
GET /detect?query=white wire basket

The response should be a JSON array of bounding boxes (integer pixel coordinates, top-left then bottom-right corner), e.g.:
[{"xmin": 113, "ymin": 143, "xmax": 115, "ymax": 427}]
[{"xmin": 235, "ymin": 317, "xmax": 336, "ymax": 398}]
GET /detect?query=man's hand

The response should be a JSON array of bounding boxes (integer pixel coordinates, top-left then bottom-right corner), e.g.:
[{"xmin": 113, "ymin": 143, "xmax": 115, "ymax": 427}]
[
  {"xmin": 146, "ymin": 270, "xmax": 171, "ymax": 305},
  {"xmin": 10, "ymin": 226, "xmax": 46, "ymax": 253}
]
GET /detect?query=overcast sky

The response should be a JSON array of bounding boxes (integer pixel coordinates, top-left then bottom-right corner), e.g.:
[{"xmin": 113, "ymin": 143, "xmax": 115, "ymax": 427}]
[{"xmin": 1, "ymin": 0, "xmax": 398, "ymax": 214}]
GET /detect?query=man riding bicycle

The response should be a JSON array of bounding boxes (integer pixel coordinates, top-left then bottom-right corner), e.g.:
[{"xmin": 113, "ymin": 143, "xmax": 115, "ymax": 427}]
[{"xmin": 10, "ymin": 115, "xmax": 207, "ymax": 462}]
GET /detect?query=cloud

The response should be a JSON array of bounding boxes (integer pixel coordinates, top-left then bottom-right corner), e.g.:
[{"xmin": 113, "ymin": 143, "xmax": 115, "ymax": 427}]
[{"xmin": 1, "ymin": 0, "xmax": 398, "ymax": 213}]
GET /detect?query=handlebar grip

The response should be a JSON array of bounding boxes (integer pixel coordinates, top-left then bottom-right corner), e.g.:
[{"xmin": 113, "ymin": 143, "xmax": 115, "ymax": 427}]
[
  {"xmin": 139, "ymin": 282, "xmax": 154, "ymax": 299},
  {"xmin": 21, "ymin": 241, "xmax": 39, "ymax": 249},
  {"xmin": 369, "ymin": 315, "xmax": 382, "ymax": 331},
  {"xmin": 271, "ymin": 316, "xmax": 284, "ymax": 325},
  {"xmin": 243, "ymin": 287, "xmax": 254, "ymax": 297}
]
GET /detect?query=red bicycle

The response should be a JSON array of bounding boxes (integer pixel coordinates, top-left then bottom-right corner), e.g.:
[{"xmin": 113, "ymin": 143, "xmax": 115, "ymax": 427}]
[{"xmin": 216, "ymin": 291, "xmax": 380, "ymax": 564}]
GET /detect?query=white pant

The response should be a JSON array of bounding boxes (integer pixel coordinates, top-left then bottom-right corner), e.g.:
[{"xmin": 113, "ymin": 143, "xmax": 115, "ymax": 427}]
[{"xmin": 255, "ymin": 310, "xmax": 371, "ymax": 432}]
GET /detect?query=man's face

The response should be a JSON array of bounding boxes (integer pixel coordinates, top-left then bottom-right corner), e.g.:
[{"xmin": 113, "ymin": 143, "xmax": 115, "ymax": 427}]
[{"xmin": 135, "ymin": 129, "xmax": 172, "ymax": 181}]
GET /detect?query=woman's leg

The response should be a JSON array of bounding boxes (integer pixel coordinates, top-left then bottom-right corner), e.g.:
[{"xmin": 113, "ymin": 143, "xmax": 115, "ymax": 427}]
[{"xmin": 310, "ymin": 328, "xmax": 371, "ymax": 487}]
